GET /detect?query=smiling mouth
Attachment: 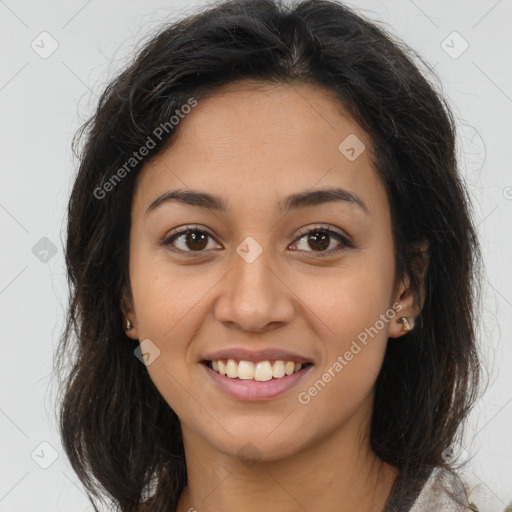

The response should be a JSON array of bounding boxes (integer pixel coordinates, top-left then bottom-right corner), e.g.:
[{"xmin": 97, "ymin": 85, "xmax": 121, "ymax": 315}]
[{"xmin": 202, "ymin": 359, "xmax": 314, "ymax": 381}]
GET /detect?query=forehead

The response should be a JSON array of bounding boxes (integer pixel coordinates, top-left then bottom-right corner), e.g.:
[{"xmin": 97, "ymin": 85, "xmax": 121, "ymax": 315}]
[{"xmin": 132, "ymin": 80, "xmax": 386, "ymax": 220}]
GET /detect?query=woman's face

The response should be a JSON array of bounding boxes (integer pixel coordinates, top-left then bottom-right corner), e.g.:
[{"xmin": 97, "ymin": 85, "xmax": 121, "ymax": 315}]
[{"xmin": 124, "ymin": 80, "xmax": 411, "ymax": 462}]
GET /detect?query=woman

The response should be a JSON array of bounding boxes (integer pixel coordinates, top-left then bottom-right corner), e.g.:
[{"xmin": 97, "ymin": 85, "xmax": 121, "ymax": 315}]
[{"xmin": 55, "ymin": 0, "xmax": 483, "ymax": 510}]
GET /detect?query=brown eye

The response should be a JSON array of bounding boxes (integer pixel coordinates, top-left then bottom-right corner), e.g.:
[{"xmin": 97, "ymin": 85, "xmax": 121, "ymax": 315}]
[
  {"xmin": 164, "ymin": 227, "xmax": 220, "ymax": 253},
  {"xmin": 306, "ymin": 231, "xmax": 330, "ymax": 251},
  {"xmin": 292, "ymin": 227, "xmax": 353, "ymax": 257},
  {"xmin": 181, "ymin": 231, "xmax": 209, "ymax": 251}
]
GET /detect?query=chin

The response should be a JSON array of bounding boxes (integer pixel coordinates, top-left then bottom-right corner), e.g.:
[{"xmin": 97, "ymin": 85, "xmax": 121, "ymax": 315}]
[{"xmin": 204, "ymin": 425, "xmax": 310, "ymax": 464}]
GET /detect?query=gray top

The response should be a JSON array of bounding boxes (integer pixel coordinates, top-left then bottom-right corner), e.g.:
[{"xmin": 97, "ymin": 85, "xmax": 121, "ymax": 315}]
[
  {"xmin": 384, "ymin": 467, "xmax": 478, "ymax": 512},
  {"xmin": 409, "ymin": 468, "xmax": 474, "ymax": 511}
]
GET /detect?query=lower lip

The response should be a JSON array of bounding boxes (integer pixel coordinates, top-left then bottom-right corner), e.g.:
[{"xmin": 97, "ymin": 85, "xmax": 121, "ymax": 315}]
[{"xmin": 201, "ymin": 363, "xmax": 313, "ymax": 401}]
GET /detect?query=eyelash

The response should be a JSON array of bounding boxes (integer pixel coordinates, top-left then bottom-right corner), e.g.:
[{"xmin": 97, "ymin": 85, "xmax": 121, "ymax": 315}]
[{"xmin": 162, "ymin": 224, "xmax": 354, "ymax": 258}]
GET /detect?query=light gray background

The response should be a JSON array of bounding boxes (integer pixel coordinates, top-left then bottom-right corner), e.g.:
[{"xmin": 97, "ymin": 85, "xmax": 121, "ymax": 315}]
[{"xmin": 1, "ymin": 0, "xmax": 511, "ymax": 510}]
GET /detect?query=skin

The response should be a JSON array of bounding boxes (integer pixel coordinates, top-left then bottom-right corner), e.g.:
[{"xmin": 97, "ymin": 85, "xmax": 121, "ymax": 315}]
[{"xmin": 123, "ymin": 80, "xmax": 423, "ymax": 512}]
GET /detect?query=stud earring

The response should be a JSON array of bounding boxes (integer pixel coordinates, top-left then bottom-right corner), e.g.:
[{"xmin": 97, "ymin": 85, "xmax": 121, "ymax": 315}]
[
  {"xmin": 398, "ymin": 316, "xmax": 414, "ymax": 331},
  {"xmin": 124, "ymin": 315, "xmax": 132, "ymax": 331}
]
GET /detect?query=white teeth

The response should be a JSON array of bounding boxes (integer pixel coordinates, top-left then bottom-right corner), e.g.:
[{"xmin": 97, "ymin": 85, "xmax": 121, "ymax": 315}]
[
  {"xmin": 210, "ymin": 359, "xmax": 306, "ymax": 380},
  {"xmin": 272, "ymin": 360, "xmax": 285, "ymax": 378},
  {"xmin": 226, "ymin": 359, "xmax": 238, "ymax": 378},
  {"xmin": 238, "ymin": 360, "xmax": 254, "ymax": 380},
  {"xmin": 254, "ymin": 361, "xmax": 273, "ymax": 381}
]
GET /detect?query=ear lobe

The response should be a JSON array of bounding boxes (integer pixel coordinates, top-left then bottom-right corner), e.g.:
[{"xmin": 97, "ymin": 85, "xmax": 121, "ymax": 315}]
[
  {"xmin": 389, "ymin": 239, "xmax": 430, "ymax": 339},
  {"xmin": 120, "ymin": 287, "xmax": 139, "ymax": 340},
  {"xmin": 388, "ymin": 275, "xmax": 415, "ymax": 339}
]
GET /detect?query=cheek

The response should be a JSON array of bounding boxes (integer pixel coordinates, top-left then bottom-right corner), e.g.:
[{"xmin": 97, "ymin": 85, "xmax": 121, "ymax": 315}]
[
  {"xmin": 129, "ymin": 243, "xmax": 212, "ymax": 342},
  {"xmin": 291, "ymin": 272, "xmax": 394, "ymax": 446},
  {"xmin": 130, "ymin": 277, "xmax": 206, "ymax": 427},
  {"xmin": 293, "ymin": 253, "xmax": 395, "ymax": 354},
  {"xmin": 293, "ymin": 252, "xmax": 395, "ymax": 400},
  {"xmin": 128, "ymin": 250, "xmax": 227, "ymax": 414}
]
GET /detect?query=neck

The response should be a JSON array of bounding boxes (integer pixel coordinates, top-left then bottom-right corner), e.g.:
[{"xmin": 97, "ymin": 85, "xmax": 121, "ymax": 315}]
[{"xmin": 176, "ymin": 417, "xmax": 399, "ymax": 512}]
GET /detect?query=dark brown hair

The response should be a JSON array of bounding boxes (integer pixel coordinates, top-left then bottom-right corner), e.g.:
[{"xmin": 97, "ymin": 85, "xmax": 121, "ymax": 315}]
[{"xmin": 54, "ymin": 0, "xmax": 482, "ymax": 510}]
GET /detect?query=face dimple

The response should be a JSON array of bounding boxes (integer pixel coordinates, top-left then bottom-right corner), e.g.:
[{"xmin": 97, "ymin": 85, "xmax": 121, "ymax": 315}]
[{"xmin": 126, "ymin": 79, "xmax": 399, "ymax": 463}]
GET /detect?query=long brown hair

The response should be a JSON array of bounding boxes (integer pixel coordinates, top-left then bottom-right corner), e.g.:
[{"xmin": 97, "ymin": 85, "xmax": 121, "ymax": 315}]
[{"xmin": 54, "ymin": 0, "xmax": 483, "ymax": 510}]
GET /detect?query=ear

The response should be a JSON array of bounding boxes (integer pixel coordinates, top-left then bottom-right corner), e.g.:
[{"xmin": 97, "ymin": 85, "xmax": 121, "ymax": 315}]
[
  {"xmin": 120, "ymin": 284, "xmax": 139, "ymax": 340},
  {"xmin": 389, "ymin": 240, "xmax": 430, "ymax": 339}
]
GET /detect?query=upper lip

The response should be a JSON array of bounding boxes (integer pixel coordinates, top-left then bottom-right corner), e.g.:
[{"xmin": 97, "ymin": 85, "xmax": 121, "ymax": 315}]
[{"xmin": 202, "ymin": 347, "xmax": 313, "ymax": 364}]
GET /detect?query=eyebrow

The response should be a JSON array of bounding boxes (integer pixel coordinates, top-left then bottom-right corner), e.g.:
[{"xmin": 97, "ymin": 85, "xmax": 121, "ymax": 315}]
[{"xmin": 144, "ymin": 187, "xmax": 369, "ymax": 217}]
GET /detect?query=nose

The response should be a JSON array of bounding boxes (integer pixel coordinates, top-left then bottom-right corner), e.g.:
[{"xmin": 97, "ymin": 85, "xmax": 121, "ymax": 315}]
[{"xmin": 213, "ymin": 237, "xmax": 295, "ymax": 333}]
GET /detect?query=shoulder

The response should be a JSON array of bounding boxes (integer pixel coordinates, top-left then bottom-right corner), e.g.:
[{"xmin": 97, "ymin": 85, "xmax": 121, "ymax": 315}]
[{"xmin": 410, "ymin": 468, "xmax": 479, "ymax": 512}]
